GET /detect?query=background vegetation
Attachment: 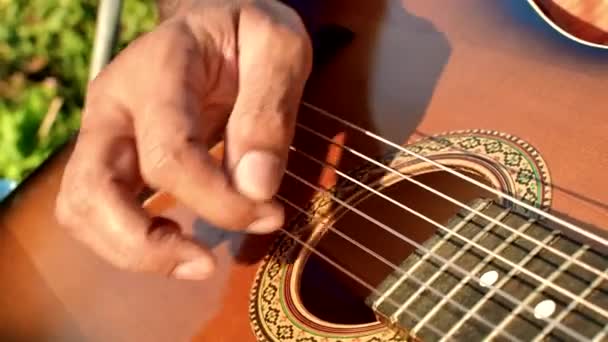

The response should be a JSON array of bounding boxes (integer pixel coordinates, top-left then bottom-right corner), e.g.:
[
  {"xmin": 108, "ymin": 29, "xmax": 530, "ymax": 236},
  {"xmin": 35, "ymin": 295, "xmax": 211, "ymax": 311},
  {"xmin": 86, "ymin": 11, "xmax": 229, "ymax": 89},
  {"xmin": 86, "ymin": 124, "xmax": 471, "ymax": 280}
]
[{"xmin": 0, "ymin": 0, "xmax": 157, "ymax": 184}]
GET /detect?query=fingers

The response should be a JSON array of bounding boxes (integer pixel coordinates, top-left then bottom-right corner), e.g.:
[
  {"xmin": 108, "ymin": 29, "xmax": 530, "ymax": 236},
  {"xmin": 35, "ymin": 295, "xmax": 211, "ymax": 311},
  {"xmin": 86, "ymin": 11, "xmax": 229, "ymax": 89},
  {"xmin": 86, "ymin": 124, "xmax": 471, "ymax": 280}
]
[
  {"xmin": 56, "ymin": 128, "xmax": 215, "ymax": 280},
  {"xmin": 55, "ymin": 3, "xmax": 310, "ymax": 281},
  {"xmin": 95, "ymin": 182, "xmax": 217, "ymax": 280},
  {"xmin": 127, "ymin": 20, "xmax": 284, "ymax": 234},
  {"xmin": 135, "ymin": 75, "xmax": 284, "ymax": 234},
  {"xmin": 224, "ymin": 2, "xmax": 312, "ymax": 201}
]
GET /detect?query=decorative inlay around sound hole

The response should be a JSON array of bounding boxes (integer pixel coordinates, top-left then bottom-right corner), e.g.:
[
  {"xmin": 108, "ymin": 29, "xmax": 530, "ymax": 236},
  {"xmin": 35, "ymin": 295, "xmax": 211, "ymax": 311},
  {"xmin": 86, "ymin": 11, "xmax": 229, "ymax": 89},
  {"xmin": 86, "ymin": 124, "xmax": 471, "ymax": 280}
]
[{"xmin": 249, "ymin": 130, "xmax": 554, "ymax": 341}]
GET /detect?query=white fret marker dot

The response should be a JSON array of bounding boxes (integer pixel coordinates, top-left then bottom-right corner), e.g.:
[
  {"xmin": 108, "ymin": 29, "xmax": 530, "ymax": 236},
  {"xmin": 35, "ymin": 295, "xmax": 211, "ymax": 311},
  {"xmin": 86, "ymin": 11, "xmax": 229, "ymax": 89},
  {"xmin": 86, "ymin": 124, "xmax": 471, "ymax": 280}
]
[
  {"xmin": 534, "ymin": 300, "xmax": 556, "ymax": 319},
  {"xmin": 479, "ymin": 270, "xmax": 499, "ymax": 287}
]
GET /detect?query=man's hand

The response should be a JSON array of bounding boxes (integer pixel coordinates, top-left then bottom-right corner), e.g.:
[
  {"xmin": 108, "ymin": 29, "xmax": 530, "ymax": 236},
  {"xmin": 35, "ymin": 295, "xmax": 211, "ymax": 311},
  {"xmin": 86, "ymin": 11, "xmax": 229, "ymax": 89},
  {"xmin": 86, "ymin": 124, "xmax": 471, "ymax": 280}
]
[{"xmin": 55, "ymin": 0, "xmax": 312, "ymax": 280}]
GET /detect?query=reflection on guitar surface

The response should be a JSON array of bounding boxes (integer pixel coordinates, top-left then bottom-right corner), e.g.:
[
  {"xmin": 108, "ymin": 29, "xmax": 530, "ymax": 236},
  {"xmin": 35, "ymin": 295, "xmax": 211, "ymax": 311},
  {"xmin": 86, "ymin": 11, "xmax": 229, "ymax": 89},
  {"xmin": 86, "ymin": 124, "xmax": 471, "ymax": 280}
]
[
  {"xmin": 1, "ymin": 0, "xmax": 607, "ymax": 341},
  {"xmin": 530, "ymin": 0, "xmax": 608, "ymax": 48}
]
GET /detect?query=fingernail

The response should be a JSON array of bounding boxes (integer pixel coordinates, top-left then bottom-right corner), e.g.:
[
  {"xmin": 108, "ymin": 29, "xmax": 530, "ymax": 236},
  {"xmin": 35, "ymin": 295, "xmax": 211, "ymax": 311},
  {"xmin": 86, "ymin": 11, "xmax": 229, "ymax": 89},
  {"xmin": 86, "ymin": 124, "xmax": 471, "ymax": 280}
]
[
  {"xmin": 173, "ymin": 259, "xmax": 213, "ymax": 280},
  {"xmin": 234, "ymin": 150, "xmax": 283, "ymax": 200},
  {"xmin": 247, "ymin": 209, "xmax": 285, "ymax": 234}
]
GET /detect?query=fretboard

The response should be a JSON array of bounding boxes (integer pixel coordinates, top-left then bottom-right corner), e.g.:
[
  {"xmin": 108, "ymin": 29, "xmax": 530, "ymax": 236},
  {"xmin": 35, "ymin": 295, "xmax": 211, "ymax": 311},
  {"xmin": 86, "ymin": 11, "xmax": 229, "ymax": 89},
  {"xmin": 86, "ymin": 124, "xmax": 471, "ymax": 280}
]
[{"xmin": 365, "ymin": 198, "xmax": 608, "ymax": 341}]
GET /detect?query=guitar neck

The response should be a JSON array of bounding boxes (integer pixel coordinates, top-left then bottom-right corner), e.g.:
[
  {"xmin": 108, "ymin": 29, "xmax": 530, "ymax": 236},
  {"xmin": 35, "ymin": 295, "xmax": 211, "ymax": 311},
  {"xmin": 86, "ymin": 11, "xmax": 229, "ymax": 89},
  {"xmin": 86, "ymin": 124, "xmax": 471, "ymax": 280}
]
[{"xmin": 366, "ymin": 198, "xmax": 608, "ymax": 341}]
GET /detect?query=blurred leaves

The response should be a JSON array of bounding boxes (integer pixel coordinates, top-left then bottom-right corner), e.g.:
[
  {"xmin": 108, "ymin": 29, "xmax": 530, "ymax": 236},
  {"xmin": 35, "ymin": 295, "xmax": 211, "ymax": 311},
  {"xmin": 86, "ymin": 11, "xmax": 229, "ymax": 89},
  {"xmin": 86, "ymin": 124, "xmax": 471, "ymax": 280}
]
[{"xmin": 0, "ymin": 0, "xmax": 157, "ymax": 182}]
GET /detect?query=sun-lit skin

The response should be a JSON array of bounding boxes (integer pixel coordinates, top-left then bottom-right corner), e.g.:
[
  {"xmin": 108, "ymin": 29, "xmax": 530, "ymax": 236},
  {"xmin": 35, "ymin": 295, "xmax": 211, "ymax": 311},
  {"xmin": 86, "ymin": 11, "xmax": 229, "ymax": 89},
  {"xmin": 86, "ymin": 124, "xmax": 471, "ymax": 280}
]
[{"xmin": 55, "ymin": 0, "xmax": 312, "ymax": 281}]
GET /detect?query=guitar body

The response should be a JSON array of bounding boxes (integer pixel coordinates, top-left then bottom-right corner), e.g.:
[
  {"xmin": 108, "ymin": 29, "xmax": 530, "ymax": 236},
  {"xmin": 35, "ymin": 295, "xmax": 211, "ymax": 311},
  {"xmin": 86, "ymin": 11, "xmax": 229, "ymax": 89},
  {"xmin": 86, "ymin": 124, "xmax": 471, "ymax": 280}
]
[
  {"xmin": 247, "ymin": 129, "xmax": 554, "ymax": 341},
  {"xmin": 1, "ymin": 1, "xmax": 606, "ymax": 341}
]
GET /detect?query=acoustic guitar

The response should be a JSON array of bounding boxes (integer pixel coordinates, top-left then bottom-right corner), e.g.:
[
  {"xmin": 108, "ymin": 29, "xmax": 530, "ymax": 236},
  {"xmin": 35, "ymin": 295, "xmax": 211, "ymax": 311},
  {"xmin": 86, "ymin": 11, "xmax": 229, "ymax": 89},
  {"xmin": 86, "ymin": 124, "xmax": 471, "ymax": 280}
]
[{"xmin": 1, "ymin": 1, "xmax": 607, "ymax": 341}]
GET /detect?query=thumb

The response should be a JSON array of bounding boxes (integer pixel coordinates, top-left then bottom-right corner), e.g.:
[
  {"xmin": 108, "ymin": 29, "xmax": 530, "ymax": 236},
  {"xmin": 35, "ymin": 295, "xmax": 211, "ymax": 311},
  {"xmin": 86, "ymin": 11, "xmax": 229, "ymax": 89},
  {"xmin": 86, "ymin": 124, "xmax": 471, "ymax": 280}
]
[{"xmin": 225, "ymin": 3, "xmax": 312, "ymax": 200}]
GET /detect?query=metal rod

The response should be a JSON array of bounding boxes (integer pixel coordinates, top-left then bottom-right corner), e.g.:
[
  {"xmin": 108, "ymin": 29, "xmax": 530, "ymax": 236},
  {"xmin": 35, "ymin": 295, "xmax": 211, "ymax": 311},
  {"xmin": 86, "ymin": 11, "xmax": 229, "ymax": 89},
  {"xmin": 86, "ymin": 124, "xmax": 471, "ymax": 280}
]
[{"xmin": 89, "ymin": 0, "xmax": 123, "ymax": 81}]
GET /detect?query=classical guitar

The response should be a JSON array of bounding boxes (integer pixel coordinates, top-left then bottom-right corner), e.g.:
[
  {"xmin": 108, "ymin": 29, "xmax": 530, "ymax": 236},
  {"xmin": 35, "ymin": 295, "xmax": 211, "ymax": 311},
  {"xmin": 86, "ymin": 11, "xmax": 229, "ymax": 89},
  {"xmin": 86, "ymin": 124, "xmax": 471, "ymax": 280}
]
[
  {"xmin": 1, "ymin": 1, "xmax": 607, "ymax": 341},
  {"xmin": 529, "ymin": 0, "xmax": 608, "ymax": 48}
]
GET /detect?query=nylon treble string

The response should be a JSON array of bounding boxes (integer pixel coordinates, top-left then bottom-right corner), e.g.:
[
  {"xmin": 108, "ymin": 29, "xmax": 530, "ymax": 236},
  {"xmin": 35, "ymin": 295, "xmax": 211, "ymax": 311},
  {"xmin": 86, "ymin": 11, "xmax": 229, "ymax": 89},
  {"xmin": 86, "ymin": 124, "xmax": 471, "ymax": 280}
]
[
  {"xmin": 278, "ymin": 141, "xmax": 603, "ymax": 340},
  {"xmin": 293, "ymin": 121, "xmax": 608, "ymax": 283},
  {"xmin": 300, "ymin": 101, "xmax": 608, "ymax": 248}
]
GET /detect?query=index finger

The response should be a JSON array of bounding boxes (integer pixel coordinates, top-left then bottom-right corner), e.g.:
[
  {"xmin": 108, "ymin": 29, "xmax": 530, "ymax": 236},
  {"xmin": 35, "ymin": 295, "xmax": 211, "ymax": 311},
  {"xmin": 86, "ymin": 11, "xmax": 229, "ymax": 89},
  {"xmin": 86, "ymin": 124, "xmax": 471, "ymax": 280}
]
[
  {"xmin": 131, "ymin": 25, "xmax": 284, "ymax": 233},
  {"xmin": 137, "ymin": 103, "xmax": 284, "ymax": 233}
]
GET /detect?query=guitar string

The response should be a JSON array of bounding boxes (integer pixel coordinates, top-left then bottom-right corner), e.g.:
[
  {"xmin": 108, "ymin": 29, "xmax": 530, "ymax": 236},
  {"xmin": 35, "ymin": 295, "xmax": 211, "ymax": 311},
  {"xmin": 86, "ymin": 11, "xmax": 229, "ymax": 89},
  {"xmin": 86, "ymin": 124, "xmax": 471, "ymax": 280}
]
[
  {"xmin": 276, "ymin": 195, "xmax": 523, "ymax": 342},
  {"xmin": 300, "ymin": 101, "xmax": 608, "ymax": 248},
  {"xmin": 281, "ymin": 152, "xmax": 588, "ymax": 341},
  {"xmin": 275, "ymin": 224, "xmax": 450, "ymax": 339},
  {"xmin": 411, "ymin": 128, "xmax": 608, "ymax": 213},
  {"xmin": 293, "ymin": 122, "xmax": 608, "ymax": 282},
  {"xmin": 276, "ymin": 196, "xmax": 589, "ymax": 342},
  {"xmin": 288, "ymin": 125, "xmax": 608, "ymax": 320}
]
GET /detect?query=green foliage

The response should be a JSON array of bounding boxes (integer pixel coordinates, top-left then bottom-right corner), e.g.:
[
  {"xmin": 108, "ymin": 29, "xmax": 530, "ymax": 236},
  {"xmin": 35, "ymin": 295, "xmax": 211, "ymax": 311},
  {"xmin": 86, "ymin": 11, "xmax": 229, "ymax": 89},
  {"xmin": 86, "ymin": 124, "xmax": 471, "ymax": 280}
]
[{"xmin": 0, "ymin": 0, "xmax": 157, "ymax": 182}]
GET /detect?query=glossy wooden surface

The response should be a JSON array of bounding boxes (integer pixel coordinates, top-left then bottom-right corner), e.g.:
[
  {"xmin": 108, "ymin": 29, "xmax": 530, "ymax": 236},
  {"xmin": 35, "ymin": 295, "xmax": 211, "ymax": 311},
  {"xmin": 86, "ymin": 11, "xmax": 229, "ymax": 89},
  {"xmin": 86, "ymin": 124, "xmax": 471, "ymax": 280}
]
[
  {"xmin": 1, "ymin": 1, "xmax": 607, "ymax": 341},
  {"xmin": 533, "ymin": 0, "xmax": 608, "ymax": 45}
]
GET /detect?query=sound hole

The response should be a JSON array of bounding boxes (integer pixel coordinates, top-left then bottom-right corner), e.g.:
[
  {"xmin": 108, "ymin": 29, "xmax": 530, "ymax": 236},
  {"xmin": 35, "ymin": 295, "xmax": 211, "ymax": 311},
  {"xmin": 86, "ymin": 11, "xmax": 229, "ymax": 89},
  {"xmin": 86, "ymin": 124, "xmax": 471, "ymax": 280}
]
[{"xmin": 298, "ymin": 170, "xmax": 494, "ymax": 324}]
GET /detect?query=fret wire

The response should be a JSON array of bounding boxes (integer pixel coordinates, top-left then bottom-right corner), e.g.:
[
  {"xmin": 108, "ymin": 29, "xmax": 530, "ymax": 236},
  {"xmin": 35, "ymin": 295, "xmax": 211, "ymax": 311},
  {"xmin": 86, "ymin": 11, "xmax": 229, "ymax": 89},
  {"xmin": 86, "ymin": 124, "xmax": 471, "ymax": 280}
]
[
  {"xmin": 485, "ymin": 246, "xmax": 589, "ymax": 341},
  {"xmin": 277, "ymin": 191, "xmax": 521, "ymax": 342},
  {"xmin": 373, "ymin": 203, "xmax": 483, "ymax": 311},
  {"xmin": 439, "ymin": 227, "xmax": 557, "ymax": 342},
  {"xmin": 403, "ymin": 208, "xmax": 511, "ymax": 330},
  {"xmin": 532, "ymin": 263, "xmax": 607, "ymax": 342},
  {"xmin": 285, "ymin": 148, "xmax": 596, "ymax": 340},
  {"xmin": 294, "ymin": 120, "xmax": 607, "ymax": 283}
]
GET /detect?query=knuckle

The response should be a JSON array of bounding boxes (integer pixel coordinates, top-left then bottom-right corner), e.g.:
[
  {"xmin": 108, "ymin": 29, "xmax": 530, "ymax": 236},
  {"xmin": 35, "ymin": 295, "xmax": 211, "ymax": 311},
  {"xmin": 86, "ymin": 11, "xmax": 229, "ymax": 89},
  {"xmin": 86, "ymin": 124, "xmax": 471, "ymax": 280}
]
[
  {"xmin": 263, "ymin": 21, "xmax": 312, "ymax": 80},
  {"xmin": 87, "ymin": 224, "xmax": 154, "ymax": 273},
  {"xmin": 84, "ymin": 75, "xmax": 110, "ymax": 107},
  {"xmin": 241, "ymin": 110, "xmax": 288, "ymax": 134},
  {"xmin": 140, "ymin": 134, "xmax": 197, "ymax": 186},
  {"xmin": 55, "ymin": 178, "xmax": 92, "ymax": 231},
  {"xmin": 246, "ymin": 1, "xmax": 310, "ymax": 49},
  {"xmin": 231, "ymin": 111, "xmax": 292, "ymax": 152},
  {"xmin": 123, "ymin": 237, "xmax": 178, "ymax": 274},
  {"xmin": 100, "ymin": 220, "xmax": 156, "ymax": 273},
  {"xmin": 111, "ymin": 250, "xmax": 156, "ymax": 274},
  {"xmin": 291, "ymin": 34, "xmax": 313, "ymax": 77},
  {"xmin": 55, "ymin": 160, "xmax": 113, "ymax": 236},
  {"xmin": 267, "ymin": 4, "xmax": 309, "ymax": 43},
  {"xmin": 282, "ymin": 21, "xmax": 313, "ymax": 72},
  {"xmin": 147, "ymin": 218, "xmax": 182, "ymax": 245},
  {"xmin": 86, "ymin": 74, "xmax": 103, "ymax": 96},
  {"xmin": 118, "ymin": 247, "xmax": 151, "ymax": 273},
  {"xmin": 55, "ymin": 194, "xmax": 92, "ymax": 238},
  {"xmin": 108, "ymin": 252, "xmax": 138, "ymax": 272},
  {"xmin": 81, "ymin": 81, "xmax": 126, "ymax": 126},
  {"xmin": 54, "ymin": 191, "xmax": 75, "ymax": 229},
  {"xmin": 231, "ymin": 107, "xmax": 286, "ymax": 143}
]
